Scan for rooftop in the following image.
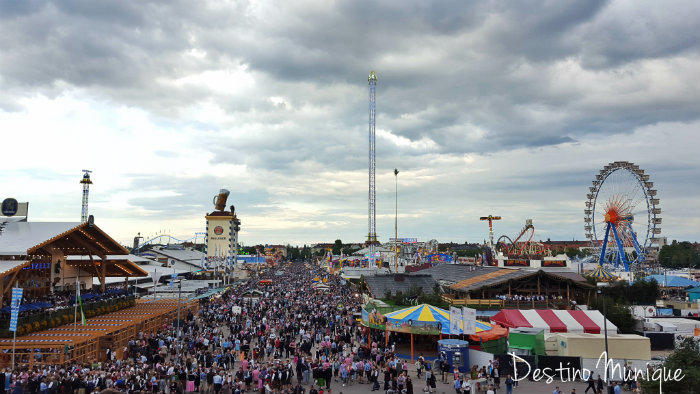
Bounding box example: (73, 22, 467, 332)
(364, 274, 436, 297)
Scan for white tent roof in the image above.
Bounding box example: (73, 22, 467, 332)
(0, 260, 29, 275)
(0, 222, 80, 255)
(67, 254, 154, 263)
(353, 246, 392, 256)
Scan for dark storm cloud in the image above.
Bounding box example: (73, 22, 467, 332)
(123, 174, 271, 217)
(1, 0, 698, 198)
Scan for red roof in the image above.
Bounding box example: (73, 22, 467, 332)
(491, 309, 617, 334)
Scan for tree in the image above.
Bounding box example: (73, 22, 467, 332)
(456, 249, 481, 258)
(286, 245, 302, 260)
(332, 239, 343, 255)
(586, 278, 659, 305)
(640, 337, 700, 394)
(565, 247, 581, 259)
(659, 241, 700, 269)
(588, 296, 636, 334)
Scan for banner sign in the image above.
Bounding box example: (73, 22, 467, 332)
(386, 319, 442, 335)
(450, 306, 462, 335)
(390, 238, 418, 244)
(462, 307, 476, 335)
(9, 288, 23, 332)
(362, 308, 387, 330)
(505, 259, 530, 267)
(426, 254, 453, 264)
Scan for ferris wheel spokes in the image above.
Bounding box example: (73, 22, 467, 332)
(599, 219, 645, 271)
(627, 222, 644, 262)
(610, 222, 631, 271)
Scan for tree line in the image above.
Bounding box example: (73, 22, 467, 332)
(659, 240, 700, 269)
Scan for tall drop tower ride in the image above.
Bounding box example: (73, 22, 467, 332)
(80, 170, 93, 222)
(367, 71, 378, 266)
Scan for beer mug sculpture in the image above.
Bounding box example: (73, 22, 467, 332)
(213, 189, 230, 211)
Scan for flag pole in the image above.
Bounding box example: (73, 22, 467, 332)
(11, 282, 19, 370)
(74, 278, 78, 332)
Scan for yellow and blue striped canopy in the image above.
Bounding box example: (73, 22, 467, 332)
(384, 304, 493, 334)
(589, 265, 615, 281)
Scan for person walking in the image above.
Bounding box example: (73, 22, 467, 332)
(504, 374, 513, 394)
(584, 374, 597, 394)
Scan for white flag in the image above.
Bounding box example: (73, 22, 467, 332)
(462, 307, 476, 335)
(450, 307, 462, 335)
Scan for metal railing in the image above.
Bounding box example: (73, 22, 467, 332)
(442, 295, 571, 309)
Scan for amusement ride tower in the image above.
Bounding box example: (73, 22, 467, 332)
(80, 170, 92, 222)
(367, 71, 378, 267)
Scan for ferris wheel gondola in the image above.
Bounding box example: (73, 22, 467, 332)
(584, 161, 661, 271)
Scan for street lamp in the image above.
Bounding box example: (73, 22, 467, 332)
(394, 168, 399, 273)
(597, 282, 611, 389)
(176, 279, 182, 359)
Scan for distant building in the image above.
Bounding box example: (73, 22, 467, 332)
(265, 245, 288, 257)
(144, 244, 206, 271)
(311, 243, 335, 255)
(542, 240, 590, 253)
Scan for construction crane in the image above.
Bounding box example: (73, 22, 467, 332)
(367, 70, 379, 267)
(480, 215, 501, 251)
(80, 170, 93, 222)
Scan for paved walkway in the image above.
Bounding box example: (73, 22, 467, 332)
(301, 358, 602, 394)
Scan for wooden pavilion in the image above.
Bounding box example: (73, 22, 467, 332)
(443, 269, 594, 308)
(0, 219, 149, 306)
(0, 298, 198, 368)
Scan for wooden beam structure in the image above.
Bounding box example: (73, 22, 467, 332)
(100, 254, 107, 292)
(0, 299, 198, 368)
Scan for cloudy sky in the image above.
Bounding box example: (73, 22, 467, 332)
(1, 0, 698, 247)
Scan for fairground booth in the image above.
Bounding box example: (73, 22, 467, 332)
(362, 303, 507, 362)
(491, 309, 618, 334)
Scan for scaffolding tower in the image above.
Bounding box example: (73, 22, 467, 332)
(367, 71, 378, 266)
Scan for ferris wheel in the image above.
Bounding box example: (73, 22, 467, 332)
(584, 161, 661, 271)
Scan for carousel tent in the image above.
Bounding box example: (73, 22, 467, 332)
(588, 265, 615, 281)
(384, 304, 507, 340)
(381, 304, 508, 361)
(491, 309, 617, 334)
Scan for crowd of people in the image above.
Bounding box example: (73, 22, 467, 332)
(1, 285, 129, 317)
(0, 260, 635, 394)
(0, 261, 444, 394)
(493, 294, 564, 302)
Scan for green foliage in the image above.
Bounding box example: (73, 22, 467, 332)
(586, 279, 660, 334)
(357, 276, 368, 293)
(455, 249, 481, 258)
(640, 337, 700, 394)
(314, 249, 327, 257)
(332, 239, 343, 255)
(659, 241, 700, 269)
(285, 244, 310, 260)
(608, 280, 660, 305)
(588, 296, 636, 334)
(565, 247, 593, 258)
(586, 277, 660, 305)
(382, 285, 445, 307)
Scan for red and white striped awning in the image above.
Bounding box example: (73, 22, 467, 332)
(491, 309, 617, 334)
